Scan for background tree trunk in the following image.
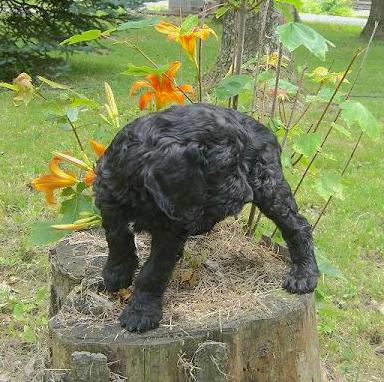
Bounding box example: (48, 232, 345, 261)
(361, 0, 384, 39)
(206, 3, 281, 85)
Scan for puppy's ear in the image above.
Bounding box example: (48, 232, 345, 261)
(144, 143, 207, 221)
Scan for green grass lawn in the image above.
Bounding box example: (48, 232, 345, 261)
(0, 21, 383, 380)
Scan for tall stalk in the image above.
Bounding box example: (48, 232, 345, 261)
(232, 0, 247, 110)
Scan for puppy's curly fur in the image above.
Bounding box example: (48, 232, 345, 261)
(94, 103, 320, 332)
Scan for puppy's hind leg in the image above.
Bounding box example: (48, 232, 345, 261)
(100, 207, 138, 292)
(120, 230, 186, 332)
(253, 162, 320, 294)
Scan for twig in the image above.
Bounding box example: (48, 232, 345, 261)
(198, 1, 208, 102)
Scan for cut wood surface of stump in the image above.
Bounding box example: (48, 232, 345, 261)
(48, 221, 322, 382)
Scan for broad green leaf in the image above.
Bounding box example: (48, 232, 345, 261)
(330, 122, 352, 139)
(22, 325, 37, 343)
(341, 100, 381, 140)
(117, 17, 161, 31)
(215, 4, 231, 19)
(70, 97, 99, 109)
(215, 75, 253, 99)
(315, 173, 344, 201)
(61, 30, 102, 45)
(276, 22, 335, 60)
(121, 63, 170, 77)
(305, 87, 344, 104)
(268, 79, 298, 94)
(257, 71, 274, 83)
(180, 15, 199, 35)
(281, 148, 293, 169)
(0, 82, 18, 91)
(315, 248, 344, 279)
(66, 107, 79, 122)
(37, 76, 70, 90)
(27, 222, 66, 247)
(292, 132, 322, 157)
(60, 193, 94, 224)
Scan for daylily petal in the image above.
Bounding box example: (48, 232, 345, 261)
(84, 169, 96, 186)
(155, 21, 180, 40)
(178, 84, 195, 95)
(194, 25, 217, 40)
(139, 91, 155, 110)
(179, 36, 196, 60)
(90, 140, 107, 157)
(165, 61, 182, 79)
(48, 157, 76, 181)
(129, 80, 152, 95)
(147, 74, 161, 91)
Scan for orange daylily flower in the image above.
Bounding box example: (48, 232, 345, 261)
(32, 156, 77, 204)
(155, 21, 216, 65)
(83, 140, 107, 186)
(130, 61, 194, 110)
(90, 140, 107, 158)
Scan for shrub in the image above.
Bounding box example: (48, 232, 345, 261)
(302, 0, 354, 16)
(0, 0, 144, 80)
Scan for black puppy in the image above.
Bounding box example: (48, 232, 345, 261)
(94, 103, 320, 332)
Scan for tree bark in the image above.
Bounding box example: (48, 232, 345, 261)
(361, 0, 384, 39)
(206, 3, 281, 85)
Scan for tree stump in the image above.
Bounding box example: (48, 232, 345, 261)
(48, 228, 322, 382)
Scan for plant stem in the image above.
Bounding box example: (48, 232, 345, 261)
(270, 42, 283, 119)
(198, 1, 208, 103)
(232, 0, 247, 110)
(67, 117, 84, 152)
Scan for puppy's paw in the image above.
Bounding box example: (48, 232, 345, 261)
(282, 265, 319, 294)
(119, 295, 162, 333)
(102, 258, 137, 293)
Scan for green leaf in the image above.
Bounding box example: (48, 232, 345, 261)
(117, 17, 161, 31)
(34, 287, 48, 305)
(292, 132, 322, 157)
(0, 82, 18, 91)
(257, 71, 274, 83)
(275, 0, 303, 9)
(305, 87, 344, 104)
(22, 325, 37, 343)
(60, 30, 102, 45)
(315, 248, 344, 279)
(121, 63, 169, 77)
(315, 173, 344, 201)
(215, 75, 253, 99)
(66, 107, 79, 122)
(13, 304, 24, 321)
(276, 22, 335, 60)
(330, 122, 352, 139)
(215, 4, 231, 19)
(37, 76, 70, 90)
(27, 221, 66, 247)
(268, 79, 298, 94)
(70, 97, 98, 109)
(60, 193, 94, 224)
(340, 100, 381, 140)
(180, 15, 199, 35)
(281, 148, 293, 169)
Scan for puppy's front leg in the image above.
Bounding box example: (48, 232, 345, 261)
(120, 231, 186, 332)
